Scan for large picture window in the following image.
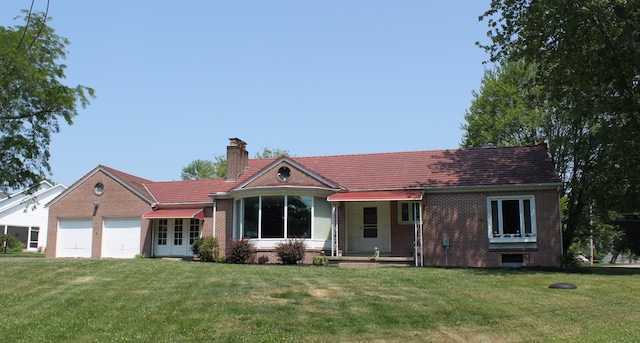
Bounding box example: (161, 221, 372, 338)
(488, 196, 536, 240)
(241, 195, 312, 239)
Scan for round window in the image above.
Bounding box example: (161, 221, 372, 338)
(94, 183, 104, 196)
(277, 166, 291, 182)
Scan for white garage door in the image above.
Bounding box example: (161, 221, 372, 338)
(57, 218, 93, 258)
(102, 218, 141, 258)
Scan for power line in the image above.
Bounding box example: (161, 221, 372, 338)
(28, 0, 50, 50)
(16, 0, 36, 49)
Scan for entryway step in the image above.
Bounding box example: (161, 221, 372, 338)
(327, 256, 414, 268)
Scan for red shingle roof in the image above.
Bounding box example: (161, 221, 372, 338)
(97, 144, 559, 205)
(144, 178, 227, 204)
(99, 165, 154, 200)
(293, 144, 559, 190)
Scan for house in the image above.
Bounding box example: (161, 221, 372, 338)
(0, 181, 67, 252)
(46, 138, 563, 267)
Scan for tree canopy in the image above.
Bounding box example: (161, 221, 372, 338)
(181, 147, 292, 180)
(0, 10, 94, 192)
(468, 0, 640, 254)
(181, 157, 226, 180)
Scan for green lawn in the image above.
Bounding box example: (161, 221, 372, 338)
(0, 251, 45, 258)
(1, 259, 638, 342)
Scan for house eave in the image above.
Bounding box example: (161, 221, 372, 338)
(215, 185, 339, 199)
(153, 201, 212, 208)
(422, 183, 562, 194)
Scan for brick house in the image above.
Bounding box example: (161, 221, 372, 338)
(46, 138, 563, 267)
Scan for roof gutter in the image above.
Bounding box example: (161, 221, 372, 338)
(421, 183, 563, 194)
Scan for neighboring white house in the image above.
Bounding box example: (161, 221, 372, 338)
(0, 181, 66, 252)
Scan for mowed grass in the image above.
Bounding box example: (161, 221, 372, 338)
(1, 259, 639, 342)
(0, 251, 45, 258)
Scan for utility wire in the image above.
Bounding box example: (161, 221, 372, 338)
(16, 0, 36, 49)
(28, 0, 50, 50)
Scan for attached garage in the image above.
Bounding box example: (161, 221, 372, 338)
(102, 218, 141, 258)
(56, 218, 93, 258)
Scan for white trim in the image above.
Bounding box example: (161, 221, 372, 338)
(487, 195, 537, 242)
(424, 183, 561, 194)
(234, 158, 341, 191)
(239, 195, 315, 240)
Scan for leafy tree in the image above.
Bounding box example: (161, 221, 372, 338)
(472, 0, 640, 253)
(0, 10, 94, 192)
(181, 147, 291, 180)
(181, 156, 225, 180)
(461, 60, 548, 148)
(254, 147, 291, 159)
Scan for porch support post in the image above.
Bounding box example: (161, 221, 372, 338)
(414, 201, 424, 267)
(331, 203, 339, 257)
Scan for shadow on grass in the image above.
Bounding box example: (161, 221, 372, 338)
(465, 265, 640, 276)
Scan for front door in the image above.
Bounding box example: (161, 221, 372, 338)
(346, 202, 390, 254)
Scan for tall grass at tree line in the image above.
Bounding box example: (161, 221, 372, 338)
(0, 259, 638, 342)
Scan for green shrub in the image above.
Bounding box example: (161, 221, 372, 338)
(191, 237, 203, 256)
(215, 256, 227, 263)
(275, 239, 306, 265)
(0, 234, 24, 252)
(191, 236, 219, 262)
(134, 253, 146, 259)
(227, 239, 256, 264)
(313, 255, 328, 266)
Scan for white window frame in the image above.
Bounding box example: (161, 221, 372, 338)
(239, 195, 314, 240)
(29, 226, 39, 249)
(398, 201, 421, 224)
(189, 218, 201, 245)
(487, 195, 537, 243)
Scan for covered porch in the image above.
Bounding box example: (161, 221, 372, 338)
(327, 189, 425, 267)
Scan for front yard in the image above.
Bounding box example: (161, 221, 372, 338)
(1, 259, 638, 342)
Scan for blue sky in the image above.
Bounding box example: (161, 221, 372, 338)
(2, 1, 492, 186)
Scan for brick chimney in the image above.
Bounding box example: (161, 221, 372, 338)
(226, 138, 248, 181)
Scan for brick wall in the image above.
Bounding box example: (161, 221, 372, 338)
(422, 190, 561, 268)
(214, 198, 234, 255)
(389, 201, 418, 256)
(46, 171, 152, 258)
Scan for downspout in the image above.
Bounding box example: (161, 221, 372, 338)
(212, 197, 217, 238)
(150, 220, 155, 258)
(558, 187, 564, 256)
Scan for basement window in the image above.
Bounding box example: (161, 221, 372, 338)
(502, 254, 524, 267)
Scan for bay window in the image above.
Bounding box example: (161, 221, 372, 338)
(240, 195, 312, 239)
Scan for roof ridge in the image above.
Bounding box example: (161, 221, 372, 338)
(267, 144, 546, 160)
